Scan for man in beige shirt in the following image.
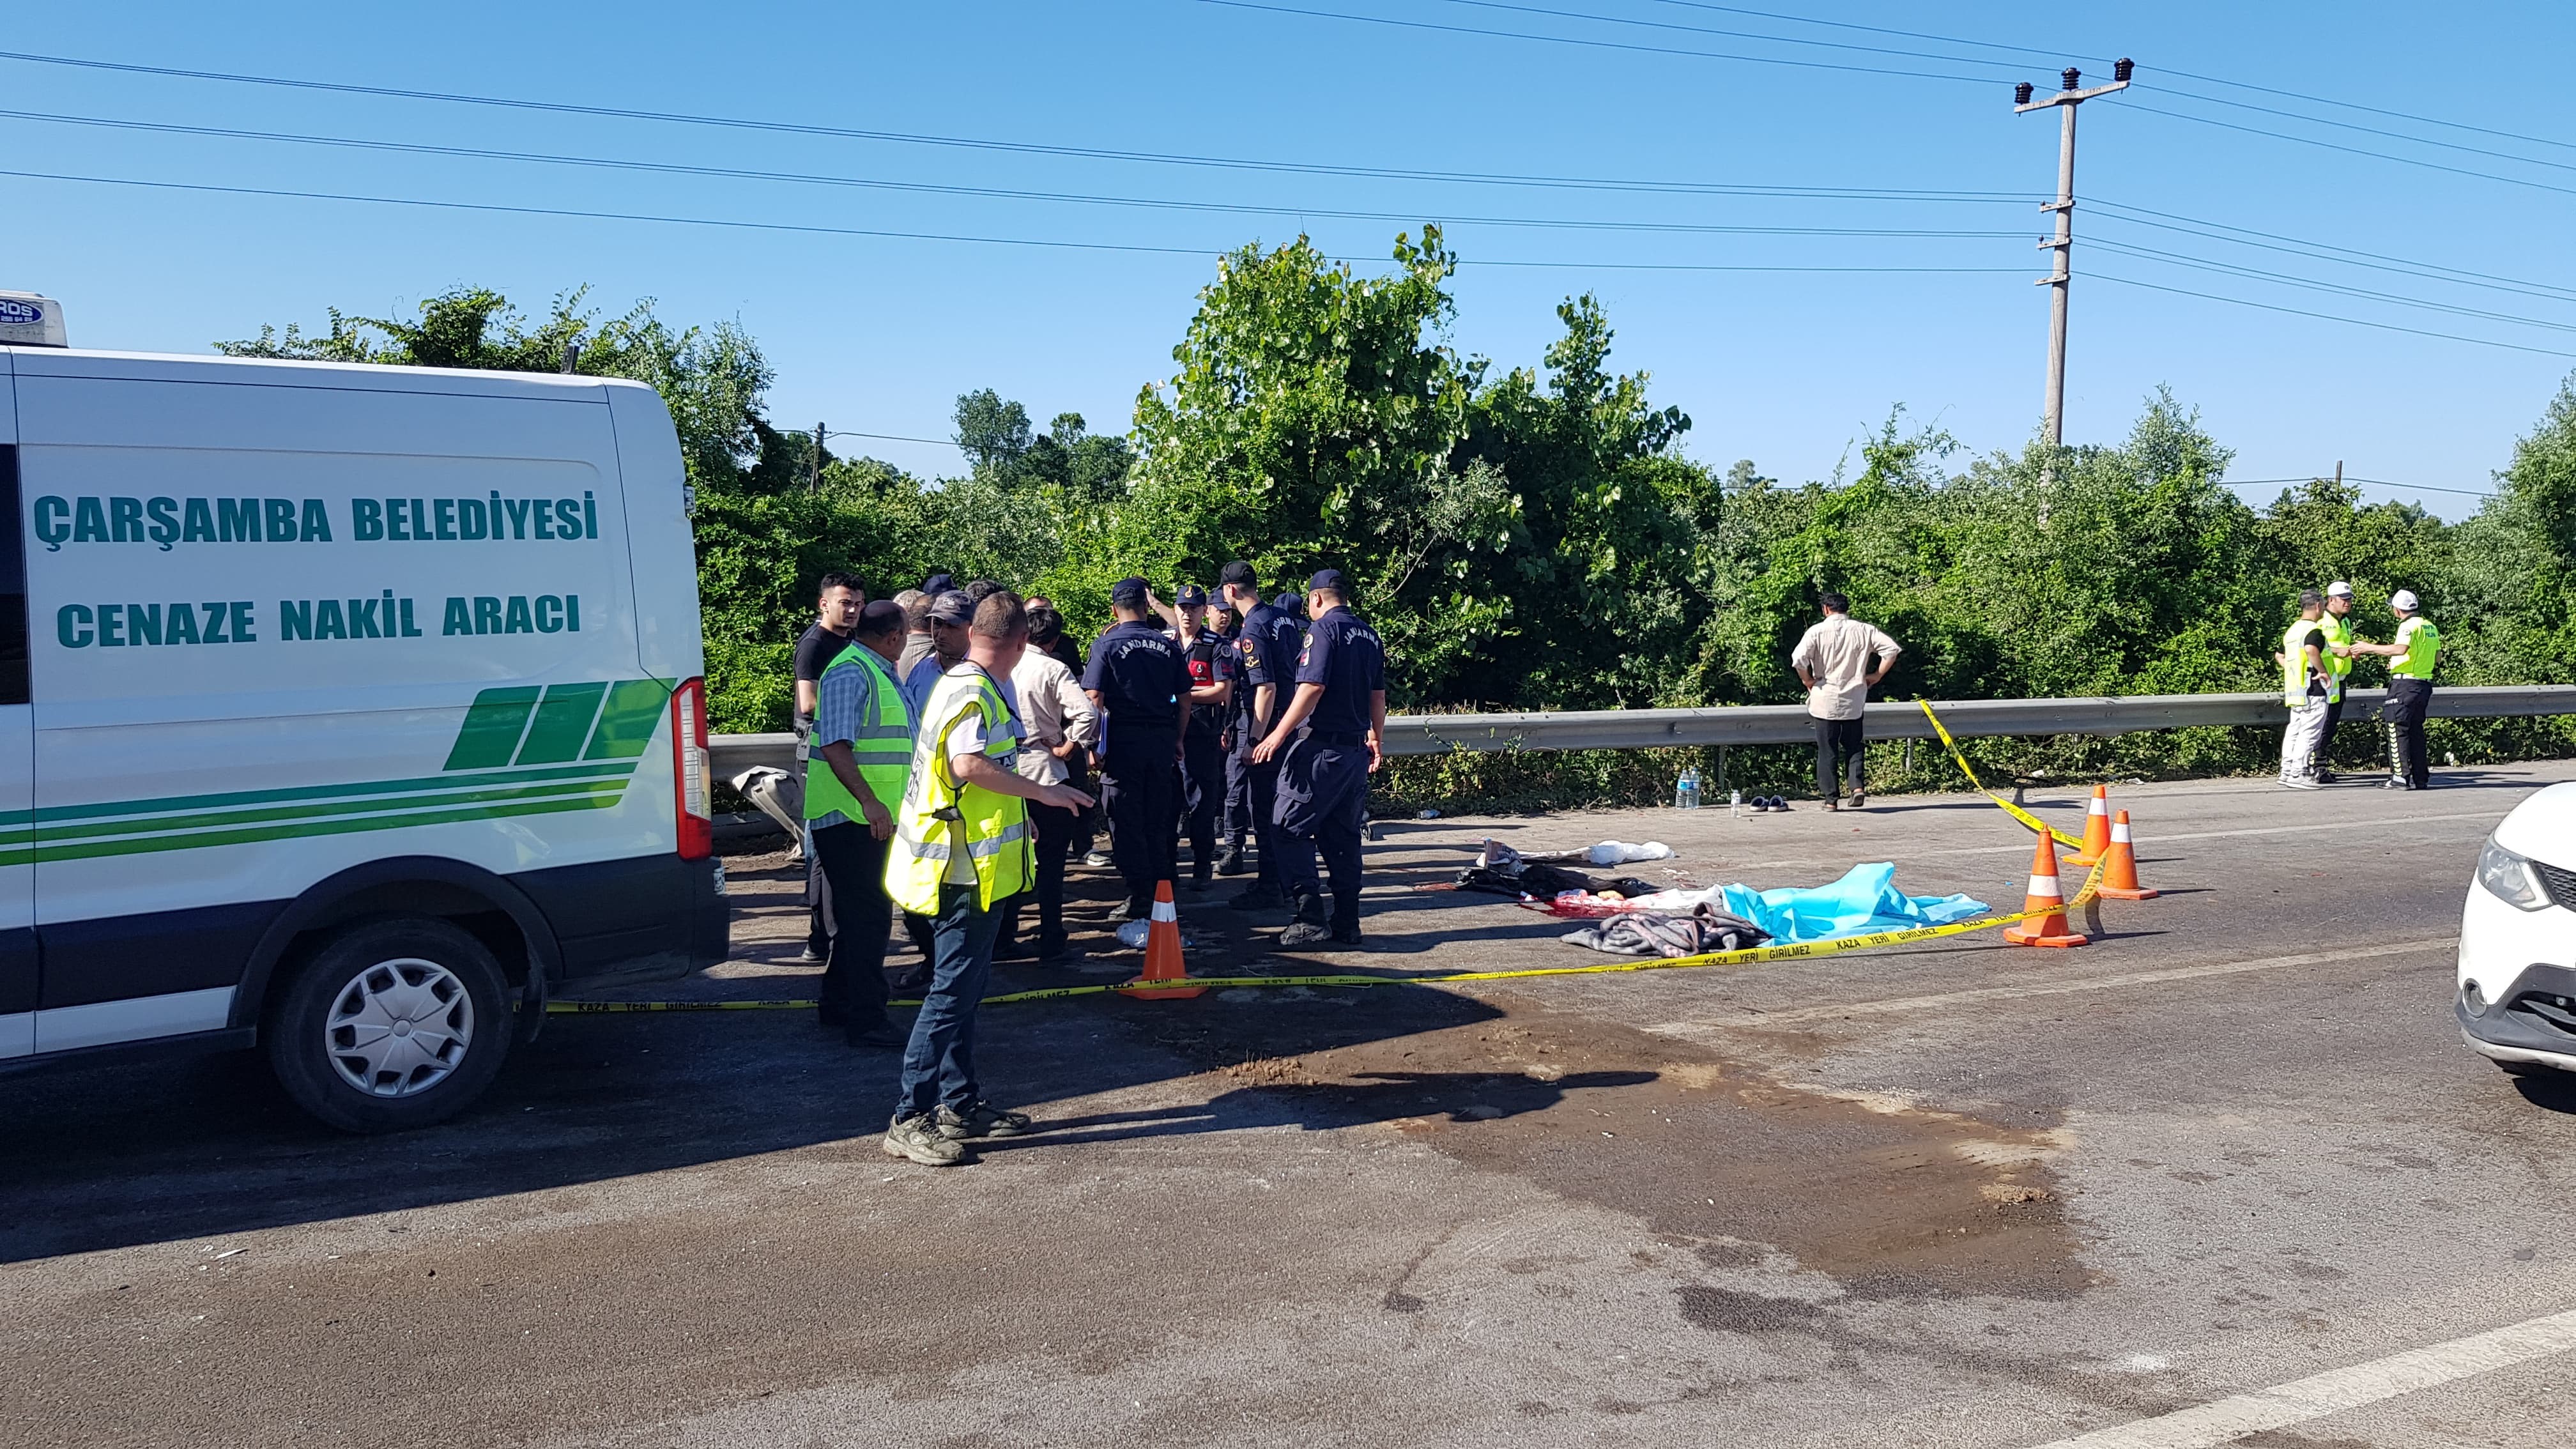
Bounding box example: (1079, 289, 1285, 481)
(1000, 601, 1101, 963)
(1790, 593, 1900, 811)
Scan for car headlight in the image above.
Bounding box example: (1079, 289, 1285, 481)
(2478, 834, 2552, 912)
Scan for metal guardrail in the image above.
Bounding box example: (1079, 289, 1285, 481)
(710, 684, 2576, 775)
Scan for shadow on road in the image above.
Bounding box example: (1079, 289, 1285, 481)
(0, 956, 1513, 1264)
(979, 1069, 1658, 1151)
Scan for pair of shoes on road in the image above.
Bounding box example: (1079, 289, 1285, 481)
(1745, 795, 1791, 813)
(882, 1101, 1034, 1167)
(2280, 774, 2324, 790)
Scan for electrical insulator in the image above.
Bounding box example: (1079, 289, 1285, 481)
(2062, 67, 2082, 91)
(2114, 57, 2135, 82)
(2014, 80, 2035, 105)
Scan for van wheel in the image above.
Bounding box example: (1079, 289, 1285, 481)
(266, 919, 514, 1133)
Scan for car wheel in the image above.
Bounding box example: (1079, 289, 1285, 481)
(265, 918, 514, 1133)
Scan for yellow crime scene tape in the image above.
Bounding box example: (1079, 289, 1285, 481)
(551, 701, 2106, 1016)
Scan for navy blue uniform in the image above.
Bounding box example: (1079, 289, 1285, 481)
(1274, 606, 1384, 934)
(1084, 620, 1188, 907)
(1231, 601, 1305, 896)
(1177, 631, 1237, 882)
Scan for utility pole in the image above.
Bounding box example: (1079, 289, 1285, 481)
(2014, 58, 2131, 453)
(811, 422, 825, 493)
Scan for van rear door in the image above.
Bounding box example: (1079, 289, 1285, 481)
(1, 355, 34, 1058)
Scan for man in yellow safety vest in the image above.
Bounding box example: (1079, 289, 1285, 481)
(804, 599, 914, 1048)
(2315, 581, 2357, 782)
(2272, 589, 2334, 790)
(881, 591, 1095, 1167)
(2340, 588, 2442, 790)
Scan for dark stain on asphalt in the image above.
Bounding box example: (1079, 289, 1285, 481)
(1142, 997, 2091, 1303)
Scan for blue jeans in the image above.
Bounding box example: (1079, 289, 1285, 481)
(894, 882, 1001, 1121)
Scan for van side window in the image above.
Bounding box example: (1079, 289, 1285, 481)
(0, 445, 25, 705)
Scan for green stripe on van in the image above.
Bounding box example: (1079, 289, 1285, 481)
(516, 682, 610, 765)
(0, 788, 629, 867)
(443, 687, 542, 770)
(584, 679, 671, 760)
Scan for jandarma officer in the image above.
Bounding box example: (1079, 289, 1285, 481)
(1218, 562, 1302, 910)
(1249, 569, 1386, 948)
(1172, 584, 1238, 891)
(1083, 576, 1189, 920)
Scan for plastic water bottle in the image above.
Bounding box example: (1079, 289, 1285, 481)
(1729, 788, 1743, 817)
(1675, 766, 1701, 810)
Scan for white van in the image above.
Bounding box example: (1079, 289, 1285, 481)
(2, 303, 727, 1131)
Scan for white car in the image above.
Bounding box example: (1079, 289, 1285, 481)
(2458, 782, 2576, 1077)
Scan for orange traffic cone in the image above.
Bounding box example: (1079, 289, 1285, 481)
(2094, 809, 2160, 901)
(2066, 785, 2113, 866)
(2002, 831, 2089, 947)
(1124, 880, 1206, 999)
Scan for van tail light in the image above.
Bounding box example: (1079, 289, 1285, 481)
(671, 677, 713, 861)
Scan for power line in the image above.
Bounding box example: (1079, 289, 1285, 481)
(2225, 476, 2490, 499)
(1192, 0, 2002, 83)
(0, 166, 2034, 275)
(2083, 237, 2576, 337)
(0, 49, 2025, 203)
(2085, 200, 2576, 306)
(1629, 0, 2576, 159)
(824, 429, 963, 449)
(1417, 0, 2023, 76)
(2087, 272, 2576, 360)
(0, 108, 2032, 241)
(2136, 82, 2576, 176)
(2124, 102, 2576, 200)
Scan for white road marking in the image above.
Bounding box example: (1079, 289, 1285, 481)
(1649, 938, 2450, 1033)
(2027, 1307, 2576, 1448)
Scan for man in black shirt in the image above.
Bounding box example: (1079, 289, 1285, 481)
(1250, 570, 1386, 947)
(1083, 576, 1189, 919)
(793, 571, 866, 961)
(1173, 585, 1238, 891)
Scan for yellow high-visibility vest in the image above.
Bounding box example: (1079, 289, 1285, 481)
(804, 644, 912, 824)
(884, 666, 1032, 914)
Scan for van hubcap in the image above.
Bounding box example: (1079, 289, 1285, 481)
(326, 958, 474, 1098)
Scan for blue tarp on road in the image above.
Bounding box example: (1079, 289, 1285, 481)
(1719, 863, 1988, 944)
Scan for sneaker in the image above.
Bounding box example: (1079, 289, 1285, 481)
(1121, 895, 1154, 923)
(934, 1100, 1034, 1140)
(799, 943, 828, 963)
(1217, 847, 1249, 876)
(883, 1113, 967, 1166)
(1279, 920, 1332, 948)
(1082, 850, 1114, 869)
(2316, 771, 2338, 785)
(2281, 776, 2322, 790)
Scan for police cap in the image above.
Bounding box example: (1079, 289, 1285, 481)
(1176, 584, 1208, 608)
(925, 590, 975, 627)
(1307, 568, 1349, 594)
(1110, 576, 1151, 609)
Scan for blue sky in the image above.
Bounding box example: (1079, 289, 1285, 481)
(7, 1, 2572, 518)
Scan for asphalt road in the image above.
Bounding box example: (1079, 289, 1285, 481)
(7, 762, 2576, 1448)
